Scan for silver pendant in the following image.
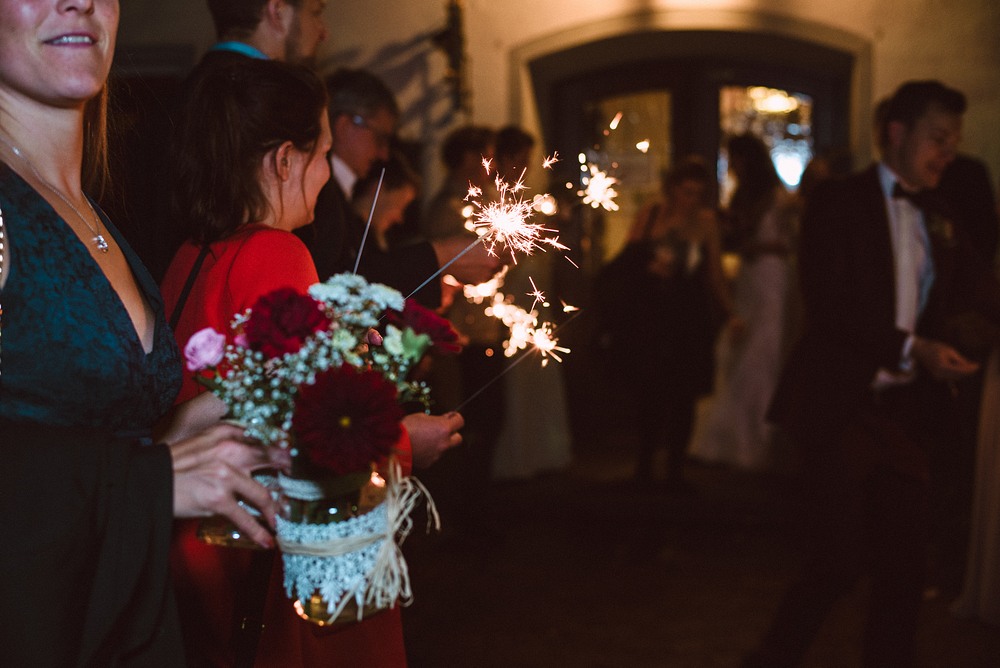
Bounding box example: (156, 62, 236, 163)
(95, 235, 109, 253)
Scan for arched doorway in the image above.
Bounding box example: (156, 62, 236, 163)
(515, 23, 864, 448)
(531, 29, 855, 282)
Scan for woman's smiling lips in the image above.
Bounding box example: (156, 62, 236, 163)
(44, 33, 97, 46)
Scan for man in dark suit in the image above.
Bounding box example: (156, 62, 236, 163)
(745, 81, 1000, 667)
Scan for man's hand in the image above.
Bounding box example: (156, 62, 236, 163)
(403, 411, 464, 469)
(431, 235, 504, 285)
(911, 336, 980, 381)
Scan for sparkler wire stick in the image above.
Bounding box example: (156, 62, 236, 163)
(403, 236, 482, 300)
(352, 166, 386, 275)
(453, 344, 537, 413)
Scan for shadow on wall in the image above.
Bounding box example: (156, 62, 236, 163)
(324, 29, 464, 145)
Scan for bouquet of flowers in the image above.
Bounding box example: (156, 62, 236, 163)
(184, 272, 459, 625)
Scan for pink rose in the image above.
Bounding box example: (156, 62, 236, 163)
(366, 328, 384, 347)
(184, 327, 227, 371)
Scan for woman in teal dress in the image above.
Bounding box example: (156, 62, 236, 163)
(0, 2, 284, 665)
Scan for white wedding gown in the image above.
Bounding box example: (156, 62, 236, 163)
(952, 347, 1000, 626)
(689, 192, 796, 470)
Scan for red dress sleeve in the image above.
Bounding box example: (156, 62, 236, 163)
(165, 227, 409, 666)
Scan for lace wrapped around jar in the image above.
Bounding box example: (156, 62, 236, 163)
(276, 458, 438, 626)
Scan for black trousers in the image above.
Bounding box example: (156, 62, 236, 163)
(748, 398, 932, 667)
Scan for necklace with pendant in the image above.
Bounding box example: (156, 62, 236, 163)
(0, 134, 110, 253)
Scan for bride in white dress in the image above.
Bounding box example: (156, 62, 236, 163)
(690, 134, 798, 470)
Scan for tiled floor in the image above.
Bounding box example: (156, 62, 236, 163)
(401, 441, 1000, 667)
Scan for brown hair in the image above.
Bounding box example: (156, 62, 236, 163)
(875, 80, 967, 152)
(207, 0, 304, 40)
(726, 133, 781, 235)
(171, 58, 327, 243)
(82, 85, 110, 198)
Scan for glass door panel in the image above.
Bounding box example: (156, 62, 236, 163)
(584, 90, 672, 262)
(718, 85, 814, 203)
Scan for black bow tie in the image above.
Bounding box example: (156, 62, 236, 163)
(892, 183, 933, 211)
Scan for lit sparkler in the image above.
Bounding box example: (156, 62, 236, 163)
(487, 295, 568, 364)
(578, 163, 620, 211)
(526, 277, 546, 312)
(464, 159, 567, 263)
(530, 322, 570, 365)
(462, 267, 508, 303)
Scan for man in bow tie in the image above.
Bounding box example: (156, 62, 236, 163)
(744, 80, 1000, 667)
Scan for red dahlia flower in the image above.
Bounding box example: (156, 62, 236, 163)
(387, 299, 462, 355)
(244, 287, 327, 358)
(292, 364, 403, 475)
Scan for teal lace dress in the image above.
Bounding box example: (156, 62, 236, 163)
(0, 163, 184, 666)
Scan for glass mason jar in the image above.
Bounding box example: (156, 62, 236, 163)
(197, 471, 279, 549)
(279, 467, 391, 626)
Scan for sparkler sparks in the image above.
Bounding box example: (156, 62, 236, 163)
(526, 277, 547, 312)
(529, 322, 570, 365)
(464, 159, 567, 263)
(486, 295, 569, 365)
(560, 299, 579, 313)
(578, 163, 620, 211)
(531, 193, 558, 216)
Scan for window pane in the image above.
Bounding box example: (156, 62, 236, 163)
(719, 85, 813, 201)
(585, 91, 672, 261)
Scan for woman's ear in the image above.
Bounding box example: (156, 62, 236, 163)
(273, 141, 294, 181)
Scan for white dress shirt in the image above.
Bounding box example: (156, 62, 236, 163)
(330, 153, 358, 199)
(872, 163, 935, 389)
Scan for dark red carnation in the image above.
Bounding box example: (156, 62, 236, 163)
(292, 364, 403, 475)
(387, 299, 462, 355)
(244, 287, 327, 358)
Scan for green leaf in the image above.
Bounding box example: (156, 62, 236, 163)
(401, 328, 431, 360)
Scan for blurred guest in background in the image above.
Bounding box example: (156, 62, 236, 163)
(350, 150, 421, 253)
(596, 156, 733, 492)
(690, 134, 797, 471)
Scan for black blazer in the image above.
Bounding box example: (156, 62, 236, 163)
(298, 178, 443, 308)
(769, 164, 1000, 440)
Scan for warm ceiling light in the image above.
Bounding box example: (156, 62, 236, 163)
(748, 86, 799, 114)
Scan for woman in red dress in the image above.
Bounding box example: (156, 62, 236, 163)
(160, 57, 413, 667)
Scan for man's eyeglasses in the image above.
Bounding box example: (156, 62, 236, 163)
(350, 114, 392, 149)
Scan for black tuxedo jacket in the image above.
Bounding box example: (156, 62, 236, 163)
(297, 178, 442, 308)
(769, 164, 1000, 442)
